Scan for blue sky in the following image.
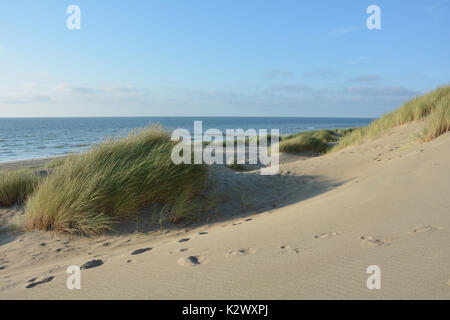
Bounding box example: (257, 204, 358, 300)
(0, 0, 449, 117)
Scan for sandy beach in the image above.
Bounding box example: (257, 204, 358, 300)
(1, 121, 449, 299)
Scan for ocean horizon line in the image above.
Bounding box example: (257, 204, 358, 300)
(0, 115, 376, 120)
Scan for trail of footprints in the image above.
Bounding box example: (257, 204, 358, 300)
(280, 245, 301, 255)
(21, 225, 443, 286)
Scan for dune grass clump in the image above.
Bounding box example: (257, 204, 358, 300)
(0, 169, 40, 206)
(333, 86, 450, 151)
(25, 125, 209, 235)
(278, 129, 352, 154)
(279, 134, 329, 154)
(419, 97, 450, 142)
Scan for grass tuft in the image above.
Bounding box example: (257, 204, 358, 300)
(333, 86, 450, 151)
(279, 134, 329, 154)
(279, 129, 353, 154)
(24, 125, 209, 235)
(0, 169, 40, 206)
(419, 96, 450, 141)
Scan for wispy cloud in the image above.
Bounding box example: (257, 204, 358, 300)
(0, 92, 51, 104)
(0, 83, 422, 117)
(349, 75, 381, 83)
(55, 83, 140, 95)
(266, 84, 314, 94)
(341, 85, 418, 98)
(302, 68, 338, 78)
(264, 69, 293, 79)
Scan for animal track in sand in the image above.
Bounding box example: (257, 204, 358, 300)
(409, 226, 440, 234)
(280, 245, 301, 255)
(360, 236, 390, 248)
(228, 248, 256, 256)
(131, 247, 152, 255)
(25, 276, 55, 289)
(81, 259, 104, 270)
(177, 255, 207, 267)
(314, 232, 340, 239)
(178, 238, 190, 243)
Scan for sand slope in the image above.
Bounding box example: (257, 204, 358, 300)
(1, 123, 449, 299)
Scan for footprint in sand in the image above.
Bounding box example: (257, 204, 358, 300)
(178, 238, 190, 243)
(228, 248, 256, 256)
(131, 247, 152, 255)
(26, 276, 55, 289)
(360, 236, 390, 248)
(409, 226, 441, 234)
(179, 248, 190, 252)
(177, 255, 207, 267)
(81, 259, 104, 270)
(280, 245, 301, 255)
(198, 232, 208, 235)
(314, 232, 340, 239)
(0, 265, 6, 270)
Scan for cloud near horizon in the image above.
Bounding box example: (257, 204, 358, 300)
(0, 82, 423, 118)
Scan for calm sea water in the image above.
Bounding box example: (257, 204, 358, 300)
(0, 117, 374, 163)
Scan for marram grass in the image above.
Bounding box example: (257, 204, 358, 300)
(25, 125, 209, 235)
(419, 96, 450, 142)
(0, 169, 40, 206)
(279, 129, 352, 154)
(333, 85, 450, 151)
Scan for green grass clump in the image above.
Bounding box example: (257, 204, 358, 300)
(420, 96, 450, 141)
(333, 86, 450, 151)
(278, 129, 352, 154)
(25, 125, 209, 235)
(279, 133, 330, 154)
(333, 128, 356, 136)
(0, 169, 40, 206)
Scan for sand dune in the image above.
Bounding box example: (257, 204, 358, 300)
(1, 122, 449, 299)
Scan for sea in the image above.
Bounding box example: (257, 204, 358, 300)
(0, 117, 374, 163)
